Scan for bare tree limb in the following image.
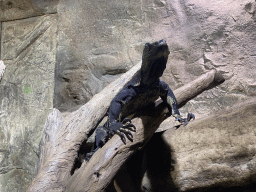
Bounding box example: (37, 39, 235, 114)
(175, 69, 225, 108)
(27, 65, 224, 191)
(27, 63, 141, 192)
(64, 69, 225, 192)
(0, 60, 6, 82)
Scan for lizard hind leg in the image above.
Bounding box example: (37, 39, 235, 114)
(86, 126, 109, 161)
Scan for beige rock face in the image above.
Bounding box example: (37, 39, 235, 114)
(150, 98, 256, 191)
(54, 0, 147, 111)
(138, 98, 256, 192)
(0, 1, 58, 191)
(0, 14, 57, 191)
(0, 0, 59, 21)
(0, 0, 256, 191)
(175, 0, 256, 118)
(54, 0, 256, 118)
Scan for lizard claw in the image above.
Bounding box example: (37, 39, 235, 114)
(109, 118, 136, 143)
(120, 128, 133, 141)
(183, 113, 195, 126)
(122, 118, 136, 132)
(116, 131, 127, 144)
(187, 113, 195, 122)
(122, 123, 136, 132)
(175, 113, 195, 126)
(122, 118, 132, 124)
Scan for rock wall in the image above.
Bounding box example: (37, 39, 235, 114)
(142, 98, 256, 191)
(0, 0, 256, 191)
(0, 1, 58, 191)
(54, 0, 256, 118)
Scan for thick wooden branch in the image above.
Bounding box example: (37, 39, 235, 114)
(175, 69, 225, 108)
(28, 65, 224, 191)
(27, 63, 141, 192)
(0, 60, 6, 82)
(64, 70, 225, 192)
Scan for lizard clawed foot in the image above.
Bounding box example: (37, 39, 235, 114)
(175, 113, 195, 126)
(183, 113, 195, 126)
(109, 118, 136, 144)
(187, 113, 195, 122)
(121, 118, 136, 131)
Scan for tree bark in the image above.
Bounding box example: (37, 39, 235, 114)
(0, 60, 6, 81)
(65, 69, 225, 192)
(27, 67, 224, 192)
(27, 63, 141, 192)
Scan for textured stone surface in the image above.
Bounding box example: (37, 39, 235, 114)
(0, 14, 57, 191)
(54, 0, 256, 117)
(0, 0, 256, 191)
(55, 0, 206, 111)
(173, 0, 256, 119)
(141, 98, 256, 192)
(0, 0, 59, 21)
(169, 98, 256, 191)
(0, 22, 1, 55)
(54, 0, 148, 111)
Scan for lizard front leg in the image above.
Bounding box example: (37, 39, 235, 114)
(87, 88, 136, 161)
(175, 112, 195, 126)
(86, 118, 136, 161)
(107, 88, 137, 143)
(160, 81, 195, 126)
(168, 94, 195, 126)
(108, 118, 136, 144)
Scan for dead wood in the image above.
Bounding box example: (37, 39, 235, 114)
(64, 69, 225, 192)
(27, 64, 224, 191)
(27, 63, 141, 192)
(0, 60, 6, 81)
(174, 69, 225, 108)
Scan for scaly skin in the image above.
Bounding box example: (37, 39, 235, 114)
(86, 40, 195, 160)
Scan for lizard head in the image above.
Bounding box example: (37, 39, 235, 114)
(141, 39, 170, 86)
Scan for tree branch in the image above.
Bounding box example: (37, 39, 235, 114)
(27, 63, 141, 192)
(28, 66, 224, 191)
(0, 60, 6, 82)
(64, 69, 225, 192)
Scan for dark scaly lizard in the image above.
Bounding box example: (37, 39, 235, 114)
(86, 40, 194, 160)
